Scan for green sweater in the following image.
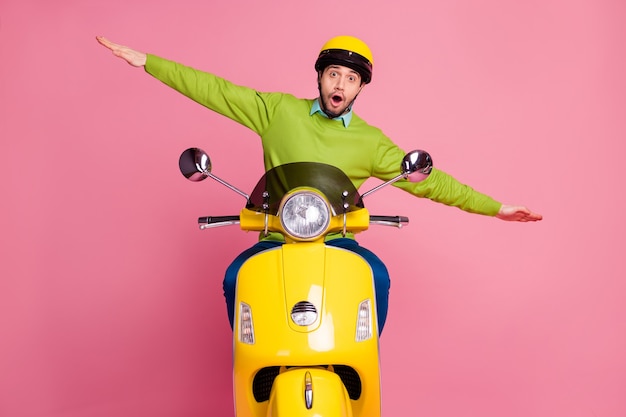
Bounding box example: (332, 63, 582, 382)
(145, 54, 501, 217)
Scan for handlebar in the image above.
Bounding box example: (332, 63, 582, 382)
(197, 215, 408, 230)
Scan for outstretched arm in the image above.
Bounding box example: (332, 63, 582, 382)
(96, 36, 147, 67)
(496, 204, 543, 222)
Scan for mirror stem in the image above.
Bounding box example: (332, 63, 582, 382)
(360, 173, 405, 200)
(205, 171, 250, 200)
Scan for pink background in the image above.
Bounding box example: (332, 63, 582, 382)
(1, 0, 625, 416)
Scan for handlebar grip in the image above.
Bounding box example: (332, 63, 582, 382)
(198, 215, 241, 229)
(369, 215, 409, 227)
(198, 215, 240, 224)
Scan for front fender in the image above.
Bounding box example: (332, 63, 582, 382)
(267, 368, 353, 417)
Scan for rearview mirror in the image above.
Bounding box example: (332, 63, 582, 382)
(360, 149, 433, 200)
(178, 147, 250, 200)
(401, 150, 433, 183)
(179, 147, 212, 182)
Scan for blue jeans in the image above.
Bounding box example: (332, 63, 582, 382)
(223, 238, 390, 334)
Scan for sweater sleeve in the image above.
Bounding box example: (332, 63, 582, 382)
(144, 54, 274, 134)
(394, 168, 502, 216)
(370, 130, 501, 216)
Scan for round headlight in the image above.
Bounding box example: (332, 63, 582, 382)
(280, 191, 331, 240)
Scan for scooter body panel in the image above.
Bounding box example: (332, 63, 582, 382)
(267, 368, 353, 417)
(233, 242, 381, 417)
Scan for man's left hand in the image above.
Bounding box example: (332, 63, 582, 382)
(496, 205, 543, 222)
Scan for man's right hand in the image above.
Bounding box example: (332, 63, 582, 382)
(96, 36, 147, 67)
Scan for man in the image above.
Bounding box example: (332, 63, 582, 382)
(96, 35, 542, 332)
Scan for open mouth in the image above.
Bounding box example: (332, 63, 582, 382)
(330, 94, 343, 106)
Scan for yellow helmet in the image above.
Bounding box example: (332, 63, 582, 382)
(314, 35, 374, 84)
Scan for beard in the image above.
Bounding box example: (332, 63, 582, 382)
(320, 93, 352, 118)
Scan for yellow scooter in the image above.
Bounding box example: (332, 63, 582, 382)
(179, 148, 432, 417)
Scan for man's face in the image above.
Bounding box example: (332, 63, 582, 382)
(318, 65, 365, 116)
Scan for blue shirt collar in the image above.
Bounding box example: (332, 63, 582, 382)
(310, 98, 353, 128)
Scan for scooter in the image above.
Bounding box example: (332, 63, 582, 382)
(179, 148, 433, 417)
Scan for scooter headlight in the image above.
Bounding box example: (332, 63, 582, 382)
(280, 190, 331, 240)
